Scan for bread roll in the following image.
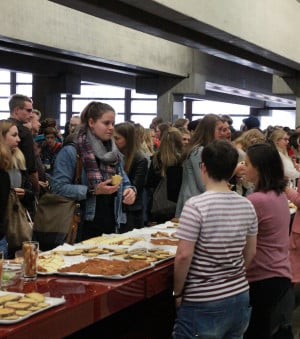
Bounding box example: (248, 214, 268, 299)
(111, 174, 122, 185)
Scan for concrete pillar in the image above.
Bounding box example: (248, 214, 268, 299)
(296, 97, 300, 128)
(33, 73, 81, 121)
(157, 91, 172, 122)
(272, 75, 298, 126)
(173, 95, 184, 121)
(157, 72, 206, 123)
(32, 75, 61, 120)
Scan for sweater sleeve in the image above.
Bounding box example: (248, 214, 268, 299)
(0, 171, 10, 237)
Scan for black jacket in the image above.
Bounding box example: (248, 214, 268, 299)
(123, 152, 148, 211)
(0, 170, 10, 238)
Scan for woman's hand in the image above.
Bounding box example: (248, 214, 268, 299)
(175, 297, 182, 308)
(14, 188, 25, 197)
(39, 180, 49, 188)
(93, 179, 120, 195)
(123, 188, 136, 205)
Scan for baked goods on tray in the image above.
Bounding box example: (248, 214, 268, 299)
(150, 239, 179, 246)
(0, 293, 49, 320)
(38, 254, 65, 272)
(82, 235, 145, 246)
(58, 258, 151, 276)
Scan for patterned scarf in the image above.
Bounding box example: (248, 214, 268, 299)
(77, 127, 119, 190)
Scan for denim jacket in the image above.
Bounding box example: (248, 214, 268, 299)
(51, 144, 134, 229)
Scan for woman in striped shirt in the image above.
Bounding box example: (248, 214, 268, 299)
(173, 140, 257, 339)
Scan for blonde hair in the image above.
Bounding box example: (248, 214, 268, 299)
(143, 128, 155, 156)
(0, 120, 26, 170)
(269, 128, 289, 156)
(0, 133, 12, 171)
(233, 128, 265, 151)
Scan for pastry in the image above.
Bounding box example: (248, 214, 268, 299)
(111, 174, 123, 185)
(25, 292, 45, 303)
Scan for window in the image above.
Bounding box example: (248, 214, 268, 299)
(0, 70, 10, 82)
(1, 68, 295, 130)
(16, 73, 32, 83)
(16, 85, 32, 97)
(131, 100, 157, 114)
(0, 70, 33, 118)
(192, 100, 250, 130)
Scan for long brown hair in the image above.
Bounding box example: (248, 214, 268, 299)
(80, 101, 115, 126)
(114, 122, 137, 173)
(153, 127, 183, 176)
(183, 114, 223, 160)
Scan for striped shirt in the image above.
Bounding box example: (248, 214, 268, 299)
(176, 191, 257, 302)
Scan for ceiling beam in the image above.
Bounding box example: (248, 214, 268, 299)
(50, 0, 297, 77)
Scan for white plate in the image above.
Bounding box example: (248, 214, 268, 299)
(0, 291, 65, 324)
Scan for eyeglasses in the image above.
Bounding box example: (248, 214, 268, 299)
(22, 108, 33, 113)
(279, 137, 289, 141)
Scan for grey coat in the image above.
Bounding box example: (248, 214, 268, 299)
(175, 146, 205, 218)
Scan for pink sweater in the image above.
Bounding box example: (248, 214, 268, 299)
(246, 191, 291, 282)
(286, 182, 300, 233)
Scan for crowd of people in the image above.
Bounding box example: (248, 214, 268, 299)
(1, 94, 300, 337)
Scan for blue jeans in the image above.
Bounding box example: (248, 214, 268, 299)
(0, 237, 8, 259)
(173, 291, 251, 339)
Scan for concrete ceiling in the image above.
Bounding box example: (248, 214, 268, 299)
(48, 0, 298, 109)
(50, 0, 298, 77)
(0, 0, 297, 109)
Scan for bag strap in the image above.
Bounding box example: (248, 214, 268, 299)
(73, 146, 82, 185)
(66, 146, 82, 244)
(66, 203, 81, 245)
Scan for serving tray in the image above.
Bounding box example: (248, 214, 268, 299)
(0, 291, 65, 325)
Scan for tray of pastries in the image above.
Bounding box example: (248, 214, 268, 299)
(57, 257, 153, 279)
(0, 291, 65, 324)
(81, 235, 145, 246)
(37, 222, 178, 278)
(37, 245, 175, 278)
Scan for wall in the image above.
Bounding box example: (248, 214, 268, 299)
(0, 0, 194, 77)
(154, 0, 300, 64)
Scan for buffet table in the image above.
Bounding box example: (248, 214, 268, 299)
(0, 260, 174, 338)
(0, 224, 177, 338)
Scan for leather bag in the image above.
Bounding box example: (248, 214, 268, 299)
(33, 148, 82, 251)
(6, 189, 33, 250)
(33, 193, 81, 251)
(150, 176, 176, 221)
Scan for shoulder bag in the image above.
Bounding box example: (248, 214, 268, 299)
(150, 176, 176, 222)
(6, 189, 33, 251)
(33, 148, 82, 251)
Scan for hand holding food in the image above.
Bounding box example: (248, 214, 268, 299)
(111, 174, 123, 185)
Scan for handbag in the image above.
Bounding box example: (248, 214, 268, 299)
(150, 176, 176, 221)
(33, 148, 82, 251)
(6, 189, 33, 250)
